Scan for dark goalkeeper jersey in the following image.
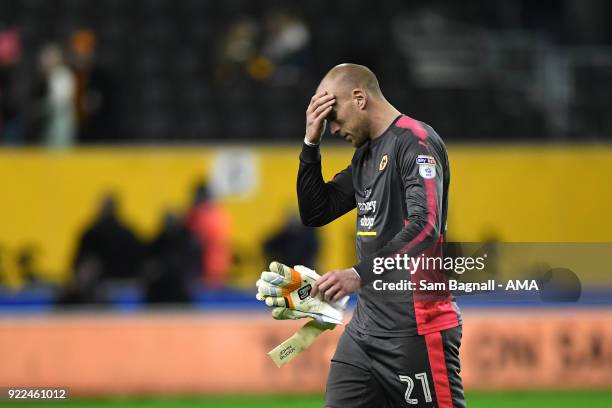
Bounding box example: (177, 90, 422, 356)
(297, 115, 461, 337)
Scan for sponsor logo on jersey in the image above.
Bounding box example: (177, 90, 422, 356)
(379, 154, 388, 171)
(357, 200, 377, 213)
(416, 155, 436, 165)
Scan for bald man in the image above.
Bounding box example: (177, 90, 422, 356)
(297, 64, 465, 408)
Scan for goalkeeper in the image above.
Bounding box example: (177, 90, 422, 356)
(293, 64, 465, 408)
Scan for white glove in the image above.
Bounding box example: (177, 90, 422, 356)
(270, 307, 336, 329)
(256, 261, 348, 325)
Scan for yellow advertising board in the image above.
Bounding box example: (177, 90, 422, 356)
(0, 145, 611, 286)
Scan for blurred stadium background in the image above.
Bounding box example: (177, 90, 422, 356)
(1, 0, 611, 406)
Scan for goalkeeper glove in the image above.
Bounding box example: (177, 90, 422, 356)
(270, 306, 336, 329)
(256, 261, 349, 367)
(256, 261, 348, 325)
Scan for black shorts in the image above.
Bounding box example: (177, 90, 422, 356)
(325, 325, 465, 408)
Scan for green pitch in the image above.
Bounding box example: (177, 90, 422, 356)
(15, 391, 612, 407)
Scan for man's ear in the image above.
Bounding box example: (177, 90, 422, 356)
(352, 88, 367, 110)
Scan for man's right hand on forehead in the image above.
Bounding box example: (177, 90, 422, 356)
(305, 91, 335, 145)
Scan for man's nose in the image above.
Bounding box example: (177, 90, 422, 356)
(329, 122, 340, 135)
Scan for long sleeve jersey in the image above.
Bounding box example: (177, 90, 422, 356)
(297, 115, 461, 336)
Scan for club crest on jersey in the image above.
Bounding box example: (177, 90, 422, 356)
(416, 155, 436, 179)
(379, 154, 388, 171)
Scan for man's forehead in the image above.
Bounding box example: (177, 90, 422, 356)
(316, 76, 340, 95)
(315, 82, 329, 94)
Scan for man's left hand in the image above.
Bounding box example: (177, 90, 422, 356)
(312, 268, 361, 303)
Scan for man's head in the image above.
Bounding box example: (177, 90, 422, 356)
(39, 43, 64, 73)
(98, 193, 118, 221)
(316, 63, 383, 148)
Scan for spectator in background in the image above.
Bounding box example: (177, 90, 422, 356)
(59, 194, 143, 304)
(38, 43, 76, 148)
(185, 181, 232, 288)
(16, 244, 44, 285)
(143, 210, 201, 303)
(215, 18, 273, 84)
(261, 10, 312, 86)
(0, 27, 23, 144)
(263, 212, 319, 269)
(69, 29, 117, 143)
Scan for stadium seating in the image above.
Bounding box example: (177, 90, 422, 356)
(3, 0, 611, 141)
